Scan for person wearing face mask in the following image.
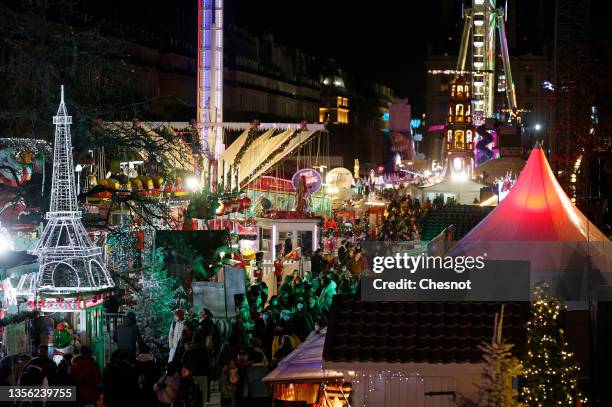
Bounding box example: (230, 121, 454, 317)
(168, 309, 186, 363)
(254, 312, 275, 361)
(267, 296, 281, 321)
(292, 301, 314, 342)
(306, 296, 321, 324)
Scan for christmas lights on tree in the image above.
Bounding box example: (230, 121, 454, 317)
(133, 248, 181, 346)
(521, 282, 584, 406)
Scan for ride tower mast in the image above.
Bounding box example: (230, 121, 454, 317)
(197, 0, 224, 190)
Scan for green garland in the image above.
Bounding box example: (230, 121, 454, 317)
(37, 287, 115, 298)
(242, 129, 302, 185)
(0, 310, 37, 327)
(234, 128, 263, 165)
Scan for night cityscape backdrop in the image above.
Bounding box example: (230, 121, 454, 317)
(0, 1, 611, 406)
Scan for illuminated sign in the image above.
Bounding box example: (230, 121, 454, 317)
(292, 168, 323, 193)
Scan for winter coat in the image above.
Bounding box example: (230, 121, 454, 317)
(113, 314, 143, 354)
(292, 311, 314, 342)
(18, 363, 46, 386)
(133, 353, 159, 407)
(181, 341, 211, 377)
(241, 363, 271, 399)
(22, 356, 56, 385)
(103, 362, 137, 407)
(176, 375, 202, 407)
(69, 354, 101, 404)
(168, 320, 186, 350)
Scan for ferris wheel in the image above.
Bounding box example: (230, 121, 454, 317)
(456, 0, 518, 125)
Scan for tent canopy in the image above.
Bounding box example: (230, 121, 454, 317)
(421, 179, 485, 204)
(450, 145, 610, 273)
(455, 145, 608, 242)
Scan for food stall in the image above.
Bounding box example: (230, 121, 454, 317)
(263, 329, 351, 407)
(255, 215, 320, 261)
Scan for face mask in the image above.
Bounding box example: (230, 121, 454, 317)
(283, 315, 290, 322)
(297, 303, 304, 311)
(262, 314, 269, 321)
(174, 316, 179, 322)
(315, 324, 320, 331)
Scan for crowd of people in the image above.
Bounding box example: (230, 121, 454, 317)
(376, 193, 447, 241)
(2, 191, 455, 407)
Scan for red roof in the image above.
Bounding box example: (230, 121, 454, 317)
(460, 145, 608, 242)
(451, 145, 610, 272)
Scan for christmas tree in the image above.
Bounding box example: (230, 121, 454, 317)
(238, 295, 254, 347)
(521, 282, 584, 406)
(475, 305, 523, 407)
(133, 248, 181, 350)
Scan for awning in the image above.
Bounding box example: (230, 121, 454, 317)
(263, 329, 344, 384)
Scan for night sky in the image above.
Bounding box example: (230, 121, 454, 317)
(225, 0, 446, 111)
(77, 0, 609, 115)
(224, 0, 566, 113)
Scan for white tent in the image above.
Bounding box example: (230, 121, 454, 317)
(421, 179, 486, 204)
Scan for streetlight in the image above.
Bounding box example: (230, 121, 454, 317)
(534, 123, 542, 131)
(185, 176, 200, 192)
(75, 164, 83, 195)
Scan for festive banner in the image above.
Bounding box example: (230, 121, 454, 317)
(248, 176, 294, 193)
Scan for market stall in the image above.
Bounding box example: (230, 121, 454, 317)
(255, 215, 320, 261)
(264, 329, 350, 407)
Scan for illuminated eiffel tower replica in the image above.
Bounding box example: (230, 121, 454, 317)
(30, 86, 114, 297)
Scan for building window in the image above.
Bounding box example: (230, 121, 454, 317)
(447, 130, 452, 142)
(337, 96, 343, 107)
(456, 104, 464, 122)
(343, 97, 348, 107)
(454, 130, 465, 150)
(466, 130, 473, 143)
(457, 85, 464, 95)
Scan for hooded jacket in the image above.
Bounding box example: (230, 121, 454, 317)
(113, 313, 143, 354)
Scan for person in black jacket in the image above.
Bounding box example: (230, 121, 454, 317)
(22, 345, 57, 385)
(103, 349, 137, 407)
(133, 344, 159, 407)
(310, 248, 324, 278)
(176, 362, 202, 407)
(181, 333, 210, 405)
(113, 312, 143, 357)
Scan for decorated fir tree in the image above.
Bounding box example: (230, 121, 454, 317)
(475, 305, 523, 407)
(521, 282, 584, 406)
(133, 248, 181, 348)
(238, 295, 255, 347)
